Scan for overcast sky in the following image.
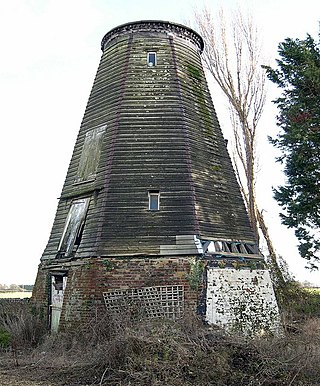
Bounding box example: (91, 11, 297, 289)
(0, 0, 319, 285)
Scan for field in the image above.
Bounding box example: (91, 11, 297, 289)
(0, 292, 32, 299)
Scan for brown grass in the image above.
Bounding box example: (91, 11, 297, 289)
(6, 313, 316, 386)
(0, 301, 46, 350)
(1, 292, 320, 385)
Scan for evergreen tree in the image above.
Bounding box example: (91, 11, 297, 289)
(264, 33, 320, 268)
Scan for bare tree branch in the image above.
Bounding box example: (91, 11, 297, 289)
(194, 6, 281, 275)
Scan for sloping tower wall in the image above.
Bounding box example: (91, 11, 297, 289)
(41, 21, 254, 260)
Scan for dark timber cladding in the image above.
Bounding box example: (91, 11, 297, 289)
(41, 20, 256, 260)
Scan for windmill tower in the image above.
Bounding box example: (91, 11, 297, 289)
(32, 21, 280, 333)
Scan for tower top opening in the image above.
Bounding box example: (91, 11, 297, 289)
(101, 20, 204, 53)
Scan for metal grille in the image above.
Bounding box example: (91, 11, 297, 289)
(103, 285, 184, 319)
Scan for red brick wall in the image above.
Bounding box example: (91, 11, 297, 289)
(33, 256, 199, 331)
(31, 267, 50, 322)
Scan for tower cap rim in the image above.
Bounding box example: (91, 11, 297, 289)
(101, 20, 204, 52)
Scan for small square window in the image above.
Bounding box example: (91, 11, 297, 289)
(147, 52, 156, 67)
(148, 191, 160, 210)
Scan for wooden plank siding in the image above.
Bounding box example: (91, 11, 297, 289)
(41, 21, 255, 261)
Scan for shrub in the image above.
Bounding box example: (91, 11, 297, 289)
(0, 327, 11, 348)
(0, 300, 46, 349)
(277, 281, 320, 329)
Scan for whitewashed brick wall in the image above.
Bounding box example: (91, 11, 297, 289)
(206, 268, 281, 334)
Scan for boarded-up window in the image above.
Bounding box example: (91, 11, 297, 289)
(58, 198, 90, 257)
(76, 125, 105, 183)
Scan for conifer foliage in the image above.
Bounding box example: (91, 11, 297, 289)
(265, 33, 320, 267)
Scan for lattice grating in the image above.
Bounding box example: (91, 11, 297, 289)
(103, 285, 184, 319)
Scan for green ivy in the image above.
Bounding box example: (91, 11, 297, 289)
(102, 259, 114, 271)
(187, 63, 202, 81)
(187, 258, 205, 290)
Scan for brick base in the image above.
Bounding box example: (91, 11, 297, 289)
(32, 256, 199, 331)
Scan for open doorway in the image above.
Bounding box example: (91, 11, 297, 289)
(50, 273, 68, 332)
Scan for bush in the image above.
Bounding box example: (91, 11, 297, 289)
(277, 281, 320, 329)
(0, 327, 11, 348)
(0, 300, 46, 349)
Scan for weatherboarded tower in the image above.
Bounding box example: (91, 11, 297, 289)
(32, 21, 279, 333)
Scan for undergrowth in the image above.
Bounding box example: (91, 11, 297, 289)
(276, 280, 320, 331)
(0, 300, 46, 350)
(1, 286, 320, 385)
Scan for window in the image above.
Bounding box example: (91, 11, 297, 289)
(76, 125, 106, 183)
(148, 190, 160, 210)
(57, 198, 90, 257)
(147, 52, 156, 67)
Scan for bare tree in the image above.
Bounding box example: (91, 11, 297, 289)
(194, 7, 283, 280)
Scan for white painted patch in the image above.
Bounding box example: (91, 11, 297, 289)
(206, 268, 280, 335)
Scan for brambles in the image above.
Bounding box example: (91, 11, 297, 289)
(1, 293, 320, 385)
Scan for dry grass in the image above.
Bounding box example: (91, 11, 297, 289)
(13, 313, 319, 386)
(1, 292, 320, 385)
(0, 300, 46, 351)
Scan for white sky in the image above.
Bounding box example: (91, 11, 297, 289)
(0, 0, 319, 285)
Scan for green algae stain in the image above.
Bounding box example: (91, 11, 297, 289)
(187, 63, 202, 81)
(187, 63, 213, 139)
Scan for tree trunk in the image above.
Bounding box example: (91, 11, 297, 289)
(194, 6, 285, 283)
